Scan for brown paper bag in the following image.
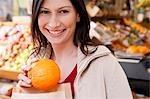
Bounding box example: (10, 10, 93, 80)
(0, 95, 10, 99)
(11, 83, 72, 99)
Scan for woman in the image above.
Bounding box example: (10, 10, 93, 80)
(17, 0, 133, 99)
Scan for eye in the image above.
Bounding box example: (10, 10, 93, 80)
(39, 10, 50, 14)
(59, 10, 69, 14)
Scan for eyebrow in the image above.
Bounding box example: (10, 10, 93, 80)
(40, 6, 73, 10)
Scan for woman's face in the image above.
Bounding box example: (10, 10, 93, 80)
(38, 0, 79, 46)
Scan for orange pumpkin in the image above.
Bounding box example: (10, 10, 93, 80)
(28, 59, 60, 91)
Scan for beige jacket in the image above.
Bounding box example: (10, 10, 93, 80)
(74, 45, 133, 99)
(27, 45, 133, 99)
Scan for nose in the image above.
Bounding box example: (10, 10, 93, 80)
(47, 15, 60, 29)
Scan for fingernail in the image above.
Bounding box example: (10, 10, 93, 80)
(22, 76, 31, 84)
(20, 81, 31, 88)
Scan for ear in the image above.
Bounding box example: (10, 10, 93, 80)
(77, 14, 80, 22)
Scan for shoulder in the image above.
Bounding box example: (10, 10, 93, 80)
(79, 45, 123, 78)
(77, 45, 112, 62)
(90, 45, 120, 68)
(94, 45, 112, 56)
(77, 45, 116, 71)
(77, 45, 123, 79)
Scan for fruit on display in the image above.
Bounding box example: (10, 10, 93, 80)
(28, 59, 60, 91)
(126, 46, 139, 54)
(91, 19, 150, 55)
(85, 0, 150, 59)
(136, 0, 150, 8)
(0, 22, 33, 72)
(123, 18, 150, 34)
(138, 46, 150, 54)
(126, 45, 150, 54)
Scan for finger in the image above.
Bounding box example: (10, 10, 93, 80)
(23, 59, 38, 72)
(18, 74, 31, 84)
(21, 64, 31, 76)
(23, 64, 32, 72)
(18, 80, 32, 88)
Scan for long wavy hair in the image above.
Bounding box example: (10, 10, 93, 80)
(31, 0, 97, 57)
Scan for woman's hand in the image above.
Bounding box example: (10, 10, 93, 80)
(17, 58, 38, 88)
(17, 66, 32, 87)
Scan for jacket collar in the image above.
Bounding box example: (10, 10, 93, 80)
(77, 45, 111, 69)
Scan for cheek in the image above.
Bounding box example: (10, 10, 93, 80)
(62, 15, 77, 29)
(38, 17, 46, 31)
(38, 20, 42, 28)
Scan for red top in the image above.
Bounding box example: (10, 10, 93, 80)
(61, 65, 77, 97)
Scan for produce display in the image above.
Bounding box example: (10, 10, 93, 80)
(28, 59, 60, 91)
(123, 18, 150, 34)
(0, 22, 33, 72)
(126, 45, 150, 54)
(113, 18, 150, 53)
(86, 0, 150, 59)
(90, 18, 150, 59)
(136, 0, 150, 8)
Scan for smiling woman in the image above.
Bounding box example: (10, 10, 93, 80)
(38, 0, 79, 45)
(15, 0, 133, 99)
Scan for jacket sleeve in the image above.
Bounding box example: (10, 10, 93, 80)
(103, 54, 133, 99)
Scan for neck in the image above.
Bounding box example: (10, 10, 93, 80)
(51, 42, 78, 82)
(52, 42, 77, 63)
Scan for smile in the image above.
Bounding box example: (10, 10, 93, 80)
(50, 29, 65, 34)
(46, 29, 66, 37)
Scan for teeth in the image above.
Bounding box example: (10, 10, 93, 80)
(48, 30, 64, 34)
(50, 31, 61, 34)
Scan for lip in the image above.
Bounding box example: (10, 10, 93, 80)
(46, 29, 66, 38)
